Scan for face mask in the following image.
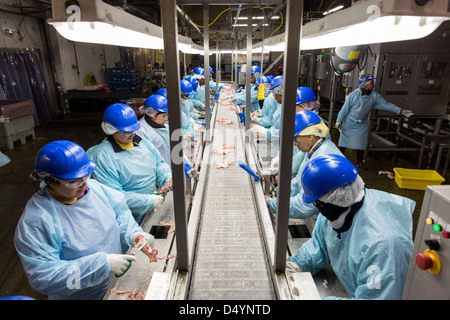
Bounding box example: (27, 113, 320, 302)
(313, 199, 349, 221)
(361, 88, 372, 95)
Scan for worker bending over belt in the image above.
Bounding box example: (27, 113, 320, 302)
(287, 154, 415, 300)
(268, 111, 343, 219)
(14, 140, 153, 299)
(87, 103, 172, 224)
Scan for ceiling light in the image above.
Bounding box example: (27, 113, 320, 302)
(250, 0, 450, 52)
(47, 0, 195, 51)
(323, 5, 344, 16)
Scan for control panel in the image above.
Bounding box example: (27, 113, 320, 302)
(403, 185, 450, 299)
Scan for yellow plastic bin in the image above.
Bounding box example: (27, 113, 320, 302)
(393, 168, 445, 190)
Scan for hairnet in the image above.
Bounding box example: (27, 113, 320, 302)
(298, 121, 329, 138)
(101, 121, 119, 135)
(299, 100, 320, 113)
(193, 74, 204, 80)
(359, 80, 372, 89)
(272, 85, 284, 96)
(140, 106, 159, 117)
(253, 72, 261, 80)
(319, 175, 365, 207)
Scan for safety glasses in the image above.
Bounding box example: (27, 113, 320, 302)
(119, 131, 134, 137)
(54, 174, 91, 189)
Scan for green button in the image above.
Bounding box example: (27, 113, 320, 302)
(433, 224, 442, 232)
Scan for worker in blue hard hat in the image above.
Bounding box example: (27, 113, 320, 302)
(255, 87, 324, 176)
(14, 140, 152, 299)
(286, 154, 415, 300)
(87, 103, 172, 224)
(136, 94, 171, 164)
(267, 110, 343, 219)
(153, 88, 195, 139)
(185, 75, 206, 114)
(231, 65, 262, 112)
(252, 75, 283, 128)
(335, 74, 414, 169)
(191, 68, 206, 105)
(180, 79, 197, 120)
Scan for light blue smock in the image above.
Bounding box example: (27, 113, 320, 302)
(191, 94, 205, 111)
(191, 84, 206, 105)
(181, 97, 199, 120)
(269, 139, 343, 219)
(209, 79, 223, 91)
(287, 189, 415, 300)
(87, 136, 172, 224)
(14, 179, 142, 300)
(234, 84, 260, 112)
(267, 111, 331, 177)
(258, 93, 281, 128)
(336, 89, 401, 150)
(136, 116, 170, 164)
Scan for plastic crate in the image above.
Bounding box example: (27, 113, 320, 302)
(0, 100, 34, 121)
(393, 168, 445, 190)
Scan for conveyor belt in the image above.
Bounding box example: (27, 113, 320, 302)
(188, 94, 276, 300)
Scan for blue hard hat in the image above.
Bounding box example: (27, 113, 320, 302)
(186, 76, 199, 91)
(254, 76, 272, 90)
(155, 88, 167, 98)
(251, 65, 261, 74)
(103, 103, 140, 132)
(180, 79, 195, 95)
(35, 140, 96, 180)
(294, 110, 322, 137)
(269, 75, 283, 90)
(301, 154, 358, 203)
(194, 67, 203, 75)
(296, 87, 316, 105)
(359, 74, 375, 84)
(209, 66, 214, 74)
(144, 94, 168, 113)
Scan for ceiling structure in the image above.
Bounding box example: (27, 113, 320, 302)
(6, 0, 356, 49)
(4, 0, 357, 49)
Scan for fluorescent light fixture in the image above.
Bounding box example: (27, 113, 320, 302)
(49, 21, 164, 49)
(323, 5, 344, 16)
(235, 16, 280, 20)
(234, 24, 269, 27)
(48, 0, 196, 51)
(251, 0, 450, 52)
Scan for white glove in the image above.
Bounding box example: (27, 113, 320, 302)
(150, 194, 165, 210)
(131, 232, 154, 247)
(286, 261, 302, 273)
(250, 124, 268, 138)
(270, 156, 279, 169)
(251, 117, 260, 124)
(335, 121, 342, 131)
(108, 254, 137, 275)
(401, 109, 414, 118)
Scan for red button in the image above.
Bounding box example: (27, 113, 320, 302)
(416, 253, 434, 270)
(443, 231, 450, 239)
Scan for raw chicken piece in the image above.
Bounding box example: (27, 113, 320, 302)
(216, 159, 234, 169)
(216, 118, 233, 125)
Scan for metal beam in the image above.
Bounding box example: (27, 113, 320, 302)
(274, 0, 303, 272)
(204, 4, 211, 142)
(252, 2, 286, 33)
(177, 0, 283, 4)
(160, 0, 189, 271)
(176, 5, 203, 37)
(244, 5, 252, 142)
